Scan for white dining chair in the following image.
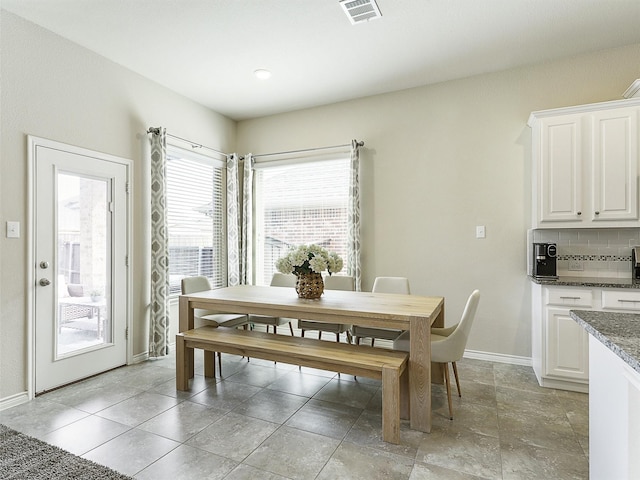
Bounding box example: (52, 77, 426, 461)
(248, 273, 297, 334)
(393, 289, 480, 420)
(351, 276, 411, 346)
(181, 276, 249, 375)
(299, 275, 355, 342)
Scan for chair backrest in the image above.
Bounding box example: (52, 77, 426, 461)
(372, 276, 410, 295)
(181, 276, 211, 295)
(270, 272, 297, 288)
(436, 290, 480, 362)
(324, 275, 355, 291)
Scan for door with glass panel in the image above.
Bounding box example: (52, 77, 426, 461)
(32, 137, 129, 393)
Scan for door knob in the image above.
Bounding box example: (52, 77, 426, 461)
(40, 261, 49, 269)
(39, 278, 51, 286)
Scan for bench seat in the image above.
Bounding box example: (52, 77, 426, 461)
(176, 326, 409, 444)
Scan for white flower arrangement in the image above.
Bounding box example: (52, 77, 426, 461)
(275, 244, 343, 276)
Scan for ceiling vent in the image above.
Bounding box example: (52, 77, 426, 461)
(339, 0, 382, 25)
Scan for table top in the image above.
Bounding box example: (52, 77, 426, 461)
(58, 296, 105, 307)
(181, 285, 444, 329)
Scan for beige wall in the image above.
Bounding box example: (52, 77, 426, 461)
(2, 7, 639, 402)
(237, 43, 640, 359)
(0, 12, 236, 400)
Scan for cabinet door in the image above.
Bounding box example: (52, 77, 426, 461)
(539, 115, 583, 223)
(591, 107, 639, 222)
(545, 308, 589, 380)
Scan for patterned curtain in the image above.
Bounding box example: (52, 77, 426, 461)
(227, 154, 241, 286)
(149, 127, 169, 357)
(347, 140, 362, 291)
(241, 154, 254, 284)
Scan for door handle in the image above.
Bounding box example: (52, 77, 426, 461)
(39, 278, 51, 286)
(40, 261, 49, 269)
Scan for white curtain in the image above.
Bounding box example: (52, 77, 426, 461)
(149, 127, 169, 357)
(241, 154, 254, 284)
(226, 154, 241, 286)
(347, 140, 362, 291)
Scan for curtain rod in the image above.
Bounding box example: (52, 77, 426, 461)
(251, 140, 364, 160)
(147, 127, 231, 159)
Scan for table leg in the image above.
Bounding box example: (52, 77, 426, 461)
(409, 317, 431, 432)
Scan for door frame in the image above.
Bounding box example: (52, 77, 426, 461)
(26, 135, 133, 399)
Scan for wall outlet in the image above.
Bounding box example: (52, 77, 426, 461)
(568, 260, 584, 271)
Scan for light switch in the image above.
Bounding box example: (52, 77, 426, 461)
(475, 225, 486, 239)
(6, 221, 20, 238)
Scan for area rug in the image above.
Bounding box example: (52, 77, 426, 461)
(0, 424, 133, 479)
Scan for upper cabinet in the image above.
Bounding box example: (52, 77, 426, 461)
(529, 99, 640, 228)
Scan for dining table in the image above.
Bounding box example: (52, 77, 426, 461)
(179, 285, 445, 433)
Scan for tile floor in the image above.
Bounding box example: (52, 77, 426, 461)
(0, 349, 589, 479)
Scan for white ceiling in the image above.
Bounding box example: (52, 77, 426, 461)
(3, 0, 640, 120)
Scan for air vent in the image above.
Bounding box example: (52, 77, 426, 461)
(339, 0, 382, 25)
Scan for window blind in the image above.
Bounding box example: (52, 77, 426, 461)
(255, 158, 350, 285)
(166, 148, 225, 294)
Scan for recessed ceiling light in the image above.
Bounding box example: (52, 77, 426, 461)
(254, 69, 272, 80)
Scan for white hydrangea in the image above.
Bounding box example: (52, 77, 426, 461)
(275, 243, 344, 276)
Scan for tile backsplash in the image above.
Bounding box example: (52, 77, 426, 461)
(530, 228, 640, 278)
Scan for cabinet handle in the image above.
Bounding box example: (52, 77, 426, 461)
(595, 211, 600, 215)
(577, 212, 582, 216)
(560, 296, 582, 300)
(617, 299, 638, 303)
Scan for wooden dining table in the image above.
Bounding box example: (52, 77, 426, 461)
(179, 285, 444, 433)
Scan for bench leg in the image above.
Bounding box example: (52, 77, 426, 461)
(382, 365, 401, 444)
(204, 351, 216, 378)
(176, 334, 192, 391)
(400, 367, 410, 420)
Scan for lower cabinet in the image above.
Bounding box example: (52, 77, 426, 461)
(532, 284, 640, 392)
(589, 336, 640, 479)
(544, 308, 589, 382)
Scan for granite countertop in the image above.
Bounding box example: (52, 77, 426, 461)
(530, 275, 640, 289)
(570, 310, 640, 374)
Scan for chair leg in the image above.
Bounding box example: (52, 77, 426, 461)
(443, 363, 453, 420)
(355, 337, 361, 345)
(217, 352, 222, 377)
(301, 329, 305, 338)
(371, 338, 375, 347)
(318, 331, 322, 340)
(289, 323, 294, 336)
(335, 333, 339, 342)
(452, 361, 461, 397)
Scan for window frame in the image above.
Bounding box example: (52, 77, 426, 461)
(165, 144, 228, 297)
(252, 153, 351, 286)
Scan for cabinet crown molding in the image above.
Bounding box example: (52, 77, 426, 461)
(528, 97, 640, 127)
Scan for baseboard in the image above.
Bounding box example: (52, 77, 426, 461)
(0, 391, 30, 412)
(131, 351, 149, 364)
(463, 349, 532, 367)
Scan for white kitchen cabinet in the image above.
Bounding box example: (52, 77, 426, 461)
(589, 336, 640, 479)
(532, 284, 591, 392)
(529, 98, 640, 228)
(531, 284, 640, 392)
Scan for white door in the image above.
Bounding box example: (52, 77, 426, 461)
(539, 114, 583, 224)
(32, 137, 130, 393)
(591, 107, 639, 222)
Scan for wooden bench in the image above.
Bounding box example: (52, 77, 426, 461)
(176, 326, 409, 444)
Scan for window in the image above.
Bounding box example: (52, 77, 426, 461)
(166, 146, 226, 294)
(254, 158, 350, 285)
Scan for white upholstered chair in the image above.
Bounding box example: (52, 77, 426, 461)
(180, 276, 249, 375)
(351, 276, 410, 346)
(393, 289, 480, 420)
(248, 273, 297, 334)
(299, 275, 355, 342)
